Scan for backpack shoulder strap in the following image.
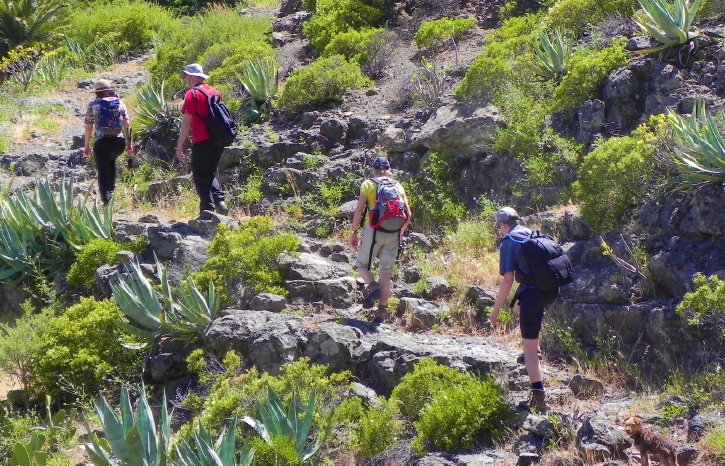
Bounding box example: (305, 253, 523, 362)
(504, 234, 527, 244)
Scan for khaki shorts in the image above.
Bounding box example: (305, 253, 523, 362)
(356, 225, 399, 273)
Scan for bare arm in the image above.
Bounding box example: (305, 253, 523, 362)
(348, 194, 368, 250)
(83, 123, 93, 157)
(175, 113, 193, 160)
(401, 191, 412, 235)
(490, 272, 514, 327)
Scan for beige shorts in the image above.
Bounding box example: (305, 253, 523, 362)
(356, 225, 399, 273)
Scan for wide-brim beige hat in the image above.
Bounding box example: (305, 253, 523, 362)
(91, 78, 114, 93)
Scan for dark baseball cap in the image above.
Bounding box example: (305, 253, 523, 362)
(495, 207, 520, 223)
(372, 157, 391, 170)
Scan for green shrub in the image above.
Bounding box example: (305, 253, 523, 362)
(402, 152, 465, 232)
(0, 413, 38, 460)
(31, 298, 144, 400)
(493, 83, 549, 159)
(700, 0, 725, 18)
(572, 117, 668, 233)
(149, 8, 271, 91)
(277, 55, 372, 111)
(302, 0, 316, 12)
(302, 0, 382, 53)
(67, 237, 146, 288)
(414, 17, 476, 49)
(67, 0, 177, 56)
(702, 425, 725, 458)
(390, 358, 472, 420)
(323, 27, 385, 66)
(194, 217, 299, 301)
(456, 14, 541, 101)
(543, 0, 638, 34)
(352, 398, 403, 459)
(238, 173, 264, 206)
(207, 41, 276, 86)
(251, 435, 302, 466)
(180, 358, 352, 439)
(411, 375, 508, 453)
(550, 41, 628, 111)
(0, 305, 53, 393)
(676, 274, 725, 336)
(155, 0, 237, 15)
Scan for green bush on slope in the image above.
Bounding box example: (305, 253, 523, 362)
(455, 14, 541, 102)
(676, 274, 725, 336)
(572, 116, 671, 233)
(68, 0, 177, 56)
(322, 27, 385, 66)
(67, 237, 146, 289)
(550, 41, 629, 111)
(149, 8, 271, 91)
(194, 217, 299, 301)
(277, 55, 372, 111)
(302, 0, 382, 53)
(543, 0, 639, 35)
(32, 298, 144, 401)
(414, 17, 476, 50)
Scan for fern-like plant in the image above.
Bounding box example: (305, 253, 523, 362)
(634, 0, 705, 51)
(668, 98, 725, 185)
(532, 29, 570, 80)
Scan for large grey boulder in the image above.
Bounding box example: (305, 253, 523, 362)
(315, 277, 357, 308)
(10, 152, 48, 176)
(278, 252, 335, 281)
(679, 184, 725, 238)
(411, 103, 503, 155)
(250, 293, 287, 313)
(576, 418, 631, 461)
(398, 298, 450, 331)
(423, 276, 455, 300)
(377, 126, 411, 152)
(319, 118, 348, 143)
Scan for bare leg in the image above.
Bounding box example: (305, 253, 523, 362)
(358, 266, 374, 285)
(523, 338, 543, 383)
(379, 271, 392, 306)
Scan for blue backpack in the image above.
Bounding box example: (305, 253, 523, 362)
(96, 98, 123, 132)
(507, 230, 573, 291)
(193, 86, 237, 147)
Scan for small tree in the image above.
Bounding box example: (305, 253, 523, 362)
(0, 304, 52, 395)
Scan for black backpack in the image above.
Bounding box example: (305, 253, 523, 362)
(193, 86, 237, 147)
(507, 230, 573, 291)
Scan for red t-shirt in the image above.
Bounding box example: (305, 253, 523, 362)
(181, 84, 220, 144)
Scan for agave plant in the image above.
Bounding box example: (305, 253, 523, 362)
(0, 176, 112, 282)
(175, 418, 255, 466)
(133, 80, 180, 147)
(668, 98, 725, 186)
(84, 385, 171, 466)
(532, 29, 570, 80)
(238, 57, 278, 121)
(112, 257, 221, 343)
(34, 54, 69, 86)
(0, 0, 68, 52)
(242, 387, 325, 463)
(634, 0, 705, 51)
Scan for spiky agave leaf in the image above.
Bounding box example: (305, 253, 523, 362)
(238, 57, 278, 106)
(634, 0, 705, 51)
(668, 98, 725, 185)
(532, 29, 570, 80)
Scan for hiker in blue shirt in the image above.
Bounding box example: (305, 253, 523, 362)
(490, 207, 559, 413)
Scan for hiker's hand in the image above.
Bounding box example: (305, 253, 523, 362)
(84, 146, 92, 158)
(513, 302, 521, 317)
(175, 147, 186, 162)
(488, 309, 500, 329)
(349, 231, 359, 250)
(126, 144, 134, 156)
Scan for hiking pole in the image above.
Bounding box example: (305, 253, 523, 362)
(126, 128, 134, 170)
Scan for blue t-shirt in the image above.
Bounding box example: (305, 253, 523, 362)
(499, 225, 532, 283)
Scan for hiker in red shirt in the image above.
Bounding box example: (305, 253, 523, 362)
(175, 63, 228, 215)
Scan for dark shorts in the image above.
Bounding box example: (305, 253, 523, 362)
(514, 287, 558, 340)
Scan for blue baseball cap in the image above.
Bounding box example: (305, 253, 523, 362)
(372, 157, 391, 170)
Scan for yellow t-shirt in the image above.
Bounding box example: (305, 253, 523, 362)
(360, 177, 406, 226)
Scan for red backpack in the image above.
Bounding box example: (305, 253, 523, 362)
(369, 177, 409, 233)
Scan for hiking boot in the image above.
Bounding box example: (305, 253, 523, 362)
(215, 201, 229, 215)
(372, 304, 388, 324)
(362, 282, 380, 309)
(517, 389, 548, 414)
(516, 351, 543, 365)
